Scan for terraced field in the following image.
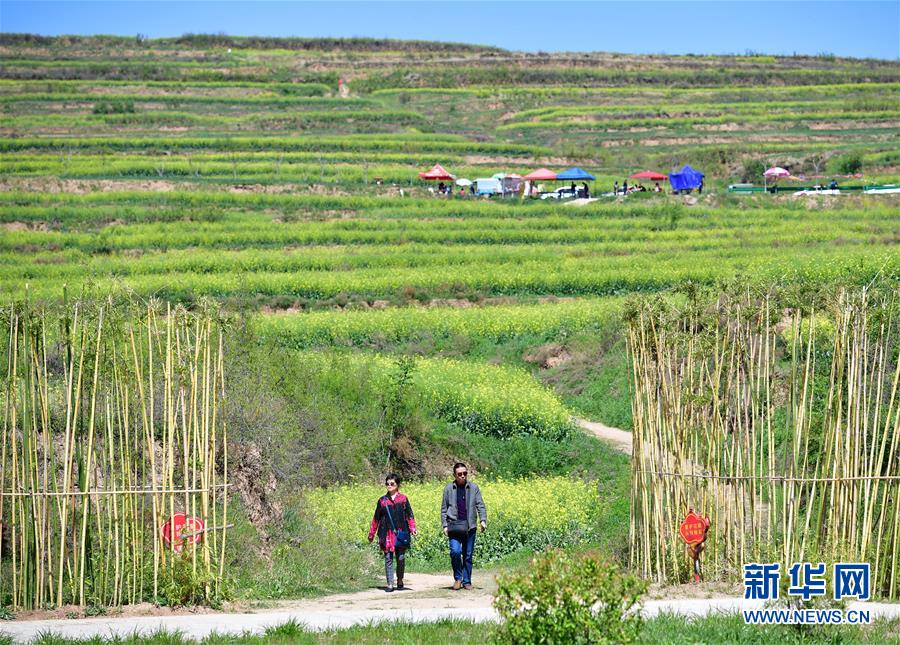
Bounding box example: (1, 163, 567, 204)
(2, 35, 898, 434)
(1, 33, 898, 611)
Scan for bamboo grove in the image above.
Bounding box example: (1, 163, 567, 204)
(628, 285, 899, 599)
(1, 297, 228, 609)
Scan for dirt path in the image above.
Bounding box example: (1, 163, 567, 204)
(5, 597, 898, 642)
(267, 572, 496, 613)
(576, 417, 632, 454)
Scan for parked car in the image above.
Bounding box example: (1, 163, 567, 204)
(540, 186, 577, 200)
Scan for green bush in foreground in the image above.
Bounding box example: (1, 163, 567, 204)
(493, 549, 647, 644)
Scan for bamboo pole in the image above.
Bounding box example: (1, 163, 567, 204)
(2, 297, 229, 610)
(627, 285, 898, 599)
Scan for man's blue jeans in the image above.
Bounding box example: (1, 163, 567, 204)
(449, 528, 477, 585)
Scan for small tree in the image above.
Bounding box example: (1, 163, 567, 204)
(806, 153, 827, 176)
(741, 158, 765, 183)
(832, 152, 863, 175)
(493, 550, 647, 644)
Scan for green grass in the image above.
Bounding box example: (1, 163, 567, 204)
(10, 615, 900, 644)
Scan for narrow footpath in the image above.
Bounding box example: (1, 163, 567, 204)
(575, 417, 632, 454)
(4, 591, 898, 642)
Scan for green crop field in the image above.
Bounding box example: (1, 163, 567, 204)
(1, 32, 897, 473)
(1, 34, 898, 615)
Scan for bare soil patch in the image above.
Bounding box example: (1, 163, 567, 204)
(428, 298, 475, 308)
(564, 197, 599, 206)
(523, 343, 574, 369)
(463, 155, 570, 166)
(645, 581, 743, 601)
(231, 442, 283, 556)
(12, 602, 238, 623)
(0, 177, 184, 193)
(808, 120, 900, 131)
(603, 134, 843, 148)
(270, 572, 497, 613)
(692, 123, 743, 132)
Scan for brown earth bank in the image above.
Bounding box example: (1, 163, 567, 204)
(0, 177, 353, 195)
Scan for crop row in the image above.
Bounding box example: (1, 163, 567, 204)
(506, 97, 900, 122)
(3, 207, 893, 253)
(0, 78, 332, 96)
(2, 150, 472, 170)
(1, 109, 429, 133)
(0, 94, 374, 110)
(0, 61, 340, 84)
(414, 356, 574, 440)
(9, 93, 895, 121)
(498, 111, 900, 132)
(9, 199, 894, 234)
(253, 297, 622, 348)
(1, 218, 892, 280)
(5, 79, 893, 103)
(4, 247, 893, 303)
(0, 159, 517, 185)
(298, 350, 574, 441)
(351, 66, 900, 92)
(373, 82, 900, 103)
(308, 476, 606, 563)
(0, 135, 548, 156)
(2, 189, 894, 214)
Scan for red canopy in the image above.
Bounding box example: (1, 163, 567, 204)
(523, 168, 557, 181)
(418, 163, 454, 180)
(629, 171, 667, 181)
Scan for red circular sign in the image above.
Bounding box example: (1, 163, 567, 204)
(679, 510, 710, 546)
(161, 513, 205, 552)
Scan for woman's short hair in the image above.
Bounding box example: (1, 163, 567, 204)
(385, 472, 401, 486)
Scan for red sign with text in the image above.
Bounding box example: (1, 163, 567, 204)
(161, 512, 205, 553)
(679, 510, 709, 546)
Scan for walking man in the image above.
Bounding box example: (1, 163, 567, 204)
(441, 463, 487, 590)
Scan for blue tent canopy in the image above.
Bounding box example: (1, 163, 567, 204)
(668, 165, 705, 191)
(556, 167, 596, 181)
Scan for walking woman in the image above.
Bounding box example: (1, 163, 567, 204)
(368, 473, 417, 592)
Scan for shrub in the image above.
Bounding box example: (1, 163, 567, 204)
(493, 550, 647, 644)
(92, 100, 135, 114)
(741, 158, 765, 182)
(830, 152, 863, 175)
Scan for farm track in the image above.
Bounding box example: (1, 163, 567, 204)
(576, 418, 632, 454)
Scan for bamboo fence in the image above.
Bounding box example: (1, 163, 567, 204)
(1, 298, 228, 609)
(628, 286, 899, 599)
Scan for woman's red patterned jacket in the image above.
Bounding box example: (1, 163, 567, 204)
(368, 493, 416, 552)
